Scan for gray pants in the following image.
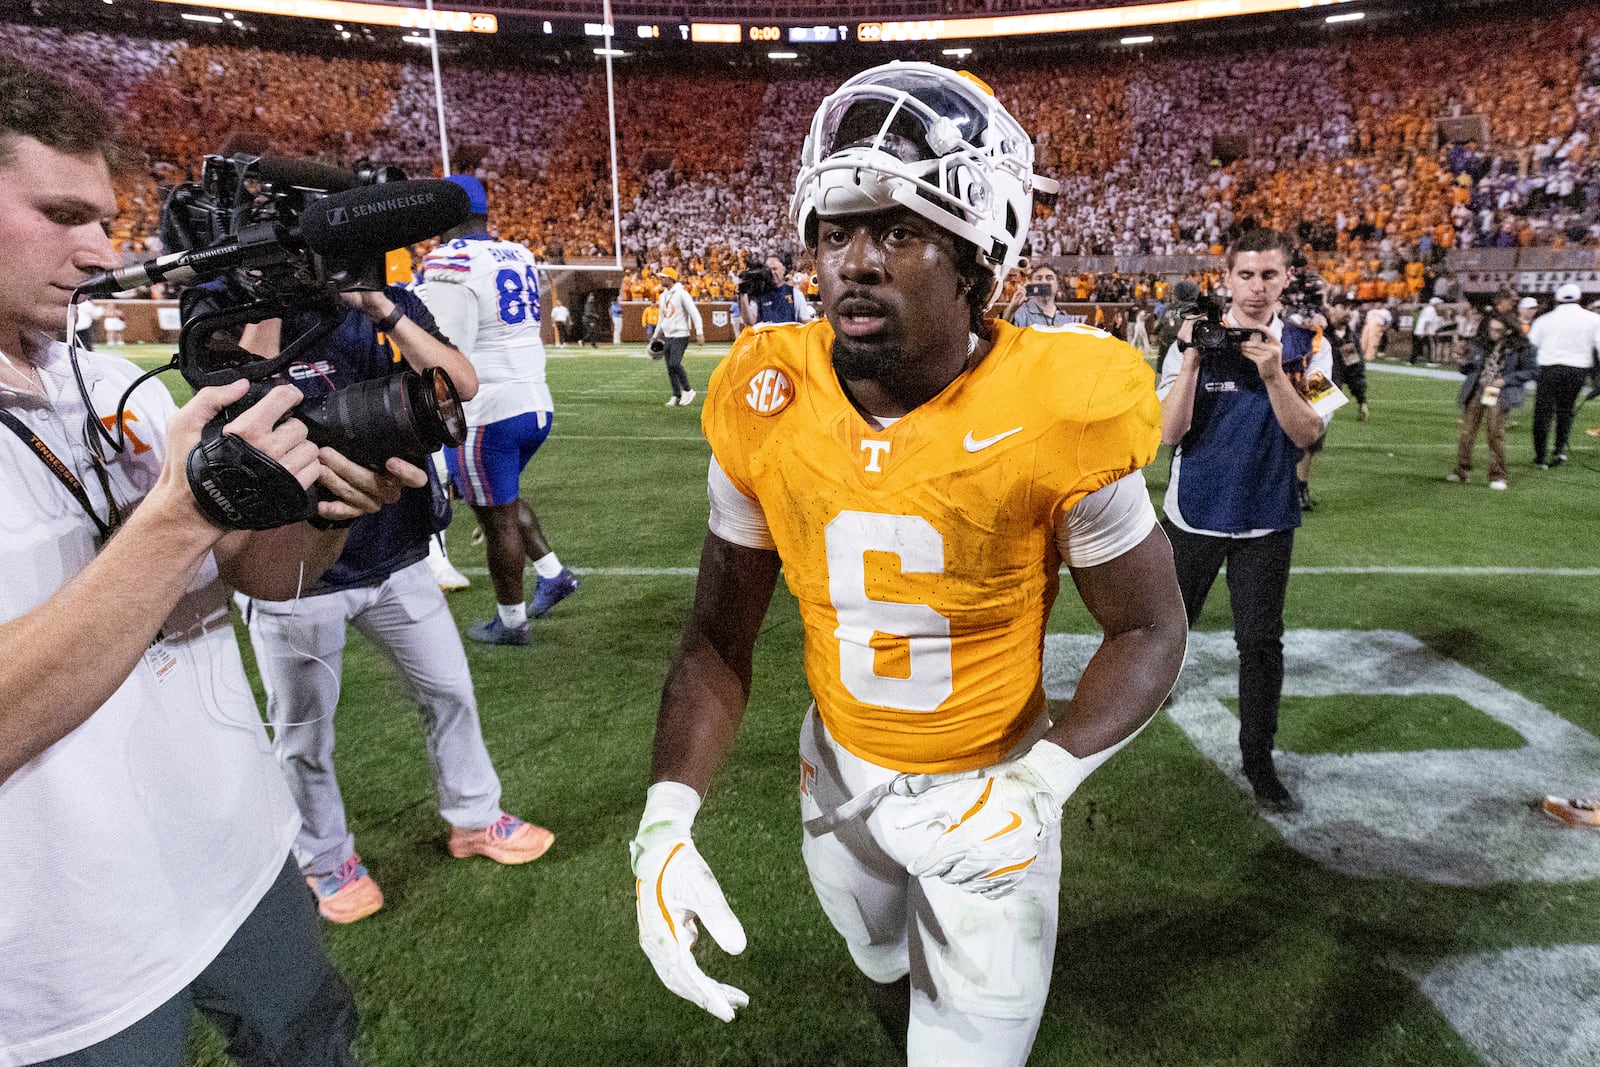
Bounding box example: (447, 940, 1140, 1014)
(34, 856, 360, 1066)
(245, 560, 502, 877)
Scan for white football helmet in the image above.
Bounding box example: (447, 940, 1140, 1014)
(792, 62, 1057, 306)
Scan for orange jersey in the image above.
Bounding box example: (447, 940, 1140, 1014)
(702, 319, 1161, 773)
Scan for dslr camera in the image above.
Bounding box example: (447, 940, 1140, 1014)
(156, 154, 471, 529)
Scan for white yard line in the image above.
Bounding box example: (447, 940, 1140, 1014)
(455, 564, 1600, 578)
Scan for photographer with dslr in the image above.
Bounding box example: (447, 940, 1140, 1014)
(0, 58, 418, 1066)
(1008, 264, 1074, 328)
(738, 254, 814, 328)
(1158, 228, 1336, 814)
(222, 255, 556, 924)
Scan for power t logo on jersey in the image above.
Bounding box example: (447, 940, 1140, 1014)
(703, 318, 1161, 774)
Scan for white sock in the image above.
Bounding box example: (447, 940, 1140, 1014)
(533, 552, 563, 579)
(498, 602, 528, 628)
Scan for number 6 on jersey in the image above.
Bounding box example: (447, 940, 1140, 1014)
(825, 511, 953, 712)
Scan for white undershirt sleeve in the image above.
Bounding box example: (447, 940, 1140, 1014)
(707, 456, 775, 550)
(1057, 470, 1158, 569)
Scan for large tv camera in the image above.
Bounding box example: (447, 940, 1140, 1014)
(737, 262, 775, 299)
(79, 154, 473, 530)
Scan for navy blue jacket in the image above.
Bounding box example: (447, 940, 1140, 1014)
(283, 286, 451, 594)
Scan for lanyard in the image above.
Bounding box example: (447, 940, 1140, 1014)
(0, 407, 121, 540)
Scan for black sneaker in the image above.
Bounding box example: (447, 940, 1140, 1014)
(1244, 763, 1303, 814)
(1551, 454, 1567, 468)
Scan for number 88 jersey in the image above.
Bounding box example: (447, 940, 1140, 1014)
(422, 234, 551, 425)
(703, 320, 1162, 774)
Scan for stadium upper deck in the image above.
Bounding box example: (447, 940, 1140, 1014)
(2, 1, 1596, 282)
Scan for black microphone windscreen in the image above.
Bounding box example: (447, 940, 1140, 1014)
(299, 180, 471, 259)
(257, 157, 357, 192)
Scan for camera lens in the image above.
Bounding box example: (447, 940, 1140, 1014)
(1192, 319, 1225, 350)
(295, 367, 464, 469)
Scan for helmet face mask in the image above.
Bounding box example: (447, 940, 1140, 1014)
(792, 62, 1053, 307)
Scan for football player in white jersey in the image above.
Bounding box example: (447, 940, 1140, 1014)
(420, 176, 578, 645)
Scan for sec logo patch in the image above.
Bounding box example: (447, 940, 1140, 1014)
(745, 367, 793, 416)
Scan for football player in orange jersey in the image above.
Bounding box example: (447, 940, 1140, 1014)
(629, 63, 1187, 1066)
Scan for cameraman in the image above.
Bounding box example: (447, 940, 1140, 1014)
(738, 254, 811, 328)
(1008, 264, 1074, 328)
(1326, 299, 1369, 421)
(1158, 228, 1334, 814)
(225, 236, 553, 926)
(0, 59, 417, 1065)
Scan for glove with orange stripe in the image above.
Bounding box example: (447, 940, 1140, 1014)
(905, 739, 1088, 900)
(630, 781, 749, 1022)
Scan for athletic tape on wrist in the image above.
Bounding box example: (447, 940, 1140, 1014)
(641, 780, 703, 831)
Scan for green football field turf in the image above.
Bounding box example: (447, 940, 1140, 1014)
(112, 343, 1600, 1066)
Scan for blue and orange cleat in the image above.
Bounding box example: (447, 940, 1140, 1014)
(531, 568, 579, 618)
(467, 617, 531, 646)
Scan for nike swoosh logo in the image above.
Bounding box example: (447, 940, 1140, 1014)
(963, 427, 1024, 452)
(982, 811, 1024, 841)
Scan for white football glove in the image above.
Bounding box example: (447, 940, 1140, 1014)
(905, 739, 1090, 899)
(630, 781, 749, 1022)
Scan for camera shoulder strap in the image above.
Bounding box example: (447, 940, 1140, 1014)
(0, 407, 117, 539)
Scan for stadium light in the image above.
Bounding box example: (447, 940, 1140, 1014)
(181, 12, 224, 22)
(401, 33, 432, 44)
(1120, 35, 1154, 44)
(941, 47, 972, 58)
(593, 47, 627, 57)
(1326, 11, 1364, 22)
(150, 0, 496, 34)
(767, 51, 798, 59)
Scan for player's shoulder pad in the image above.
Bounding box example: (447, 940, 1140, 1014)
(994, 319, 1158, 425)
(705, 320, 823, 421)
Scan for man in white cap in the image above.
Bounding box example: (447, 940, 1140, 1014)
(1516, 295, 1540, 335)
(1411, 295, 1444, 364)
(1527, 282, 1600, 467)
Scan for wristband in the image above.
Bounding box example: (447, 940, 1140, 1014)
(640, 780, 702, 831)
(373, 305, 405, 334)
(1020, 738, 1090, 800)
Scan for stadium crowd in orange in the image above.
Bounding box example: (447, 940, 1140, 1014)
(4, 5, 1599, 298)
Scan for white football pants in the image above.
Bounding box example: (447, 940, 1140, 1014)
(798, 707, 1060, 1067)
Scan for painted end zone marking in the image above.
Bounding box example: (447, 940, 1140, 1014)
(1414, 945, 1600, 1067)
(1042, 629, 1600, 886)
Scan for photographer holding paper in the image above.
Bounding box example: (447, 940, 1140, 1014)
(1156, 227, 1339, 815)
